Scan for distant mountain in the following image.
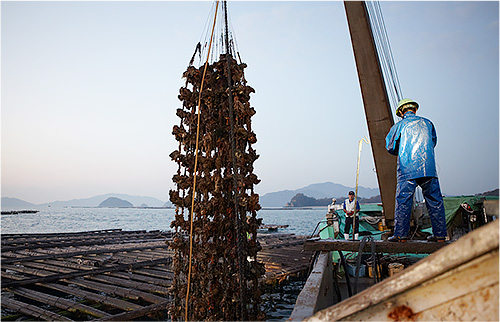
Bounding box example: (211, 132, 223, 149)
(361, 194, 382, 204)
(38, 193, 166, 208)
(476, 189, 499, 197)
(98, 197, 133, 208)
(259, 182, 379, 207)
(1, 197, 37, 210)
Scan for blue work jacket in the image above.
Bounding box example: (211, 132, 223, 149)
(385, 111, 438, 181)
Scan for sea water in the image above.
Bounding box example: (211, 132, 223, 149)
(1, 207, 328, 321)
(1, 207, 328, 236)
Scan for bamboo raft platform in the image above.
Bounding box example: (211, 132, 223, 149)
(1, 210, 39, 215)
(258, 224, 290, 232)
(1, 229, 314, 321)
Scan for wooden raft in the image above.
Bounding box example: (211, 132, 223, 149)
(1, 229, 314, 321)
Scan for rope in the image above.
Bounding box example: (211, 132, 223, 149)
(353, 236, 379, 293)
(184, 2, 219, 321)
(362, 215, 381, 225)
(338, 251, 352, 297)
(354, 236, 370, 294)
(370, 237, 378, 284)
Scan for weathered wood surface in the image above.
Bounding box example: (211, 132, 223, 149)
(305, 221, 499, 321)
(43, 282, 144, 311)
(304, 238, 450, 254)
(97, 300, 171, 321)
(9, 287, 111, 318)
(1, 296, 73, 321)
(2, 229, 314, 321)
(290, 252, 334, 321)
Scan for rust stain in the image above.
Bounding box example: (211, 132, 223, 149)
(482, 288, 490, 302)
(388, 305, 418, 321)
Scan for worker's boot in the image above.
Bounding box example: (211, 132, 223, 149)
(388, 236, 408, 243)
(427, 235, 446, 242)
(354, 234, 359, 240)
(344, 234, 350, 240)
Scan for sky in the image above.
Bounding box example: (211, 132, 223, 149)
(1, 1, 499, 204)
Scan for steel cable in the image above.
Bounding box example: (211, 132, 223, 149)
(366, 1, 403, 115)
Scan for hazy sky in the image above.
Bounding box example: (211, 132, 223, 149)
(1, 1, 499, 204)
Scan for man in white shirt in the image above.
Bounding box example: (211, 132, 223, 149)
(342, 191, 361, 240)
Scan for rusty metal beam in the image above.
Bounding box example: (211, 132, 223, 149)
(304, 238, 449, 254)
(344, 1, 397, 225)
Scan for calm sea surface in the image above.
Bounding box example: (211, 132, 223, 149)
(1, 207, 328, 236)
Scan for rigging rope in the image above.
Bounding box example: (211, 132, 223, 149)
(194, 1, 239, 66)
(184, 2, 219, 321)
(222, 1, 248, 318)
(366, 1, 403, 115)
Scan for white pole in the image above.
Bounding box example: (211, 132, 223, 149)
(353, 136, 369, 241)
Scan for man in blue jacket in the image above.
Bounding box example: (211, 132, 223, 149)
(385, 98, 447, 242)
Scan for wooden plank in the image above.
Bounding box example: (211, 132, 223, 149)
(109, 271, 172, 287)
(42, 283, 142, 311)
(22, 261, 77, 274)
(1, 270, 24, 281)
(339, 251, 499, 321)
(265, 240, 305, 249)
(303, 238, 449, 254)
(2, 263, 53, 277)
(112, 250, 170, 263)
(42, 259, 97, 270)
(64, 278, 166, 303)
(9, 287, 111, 318)
(290, 252, 334, 321)
(263, 266, 310, 282)
(61, 253, 119, 267)
(87, 274, 170, 295)
(145, 264, 174, 273)
(97, 300, 170, 321)
(131, 268, 174, 279)
(1, 296, 73, 321)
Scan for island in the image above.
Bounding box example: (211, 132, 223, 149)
(98, 197, 133, 208)
(285, 193, 382, 207)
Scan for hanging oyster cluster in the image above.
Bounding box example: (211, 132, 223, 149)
(168, 54, 265, 321)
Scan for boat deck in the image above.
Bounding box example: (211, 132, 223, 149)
(1, 229, 313, 321)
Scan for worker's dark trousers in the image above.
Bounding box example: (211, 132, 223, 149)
(394, 176, 447, 238)
(344, 216, 359, 234)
